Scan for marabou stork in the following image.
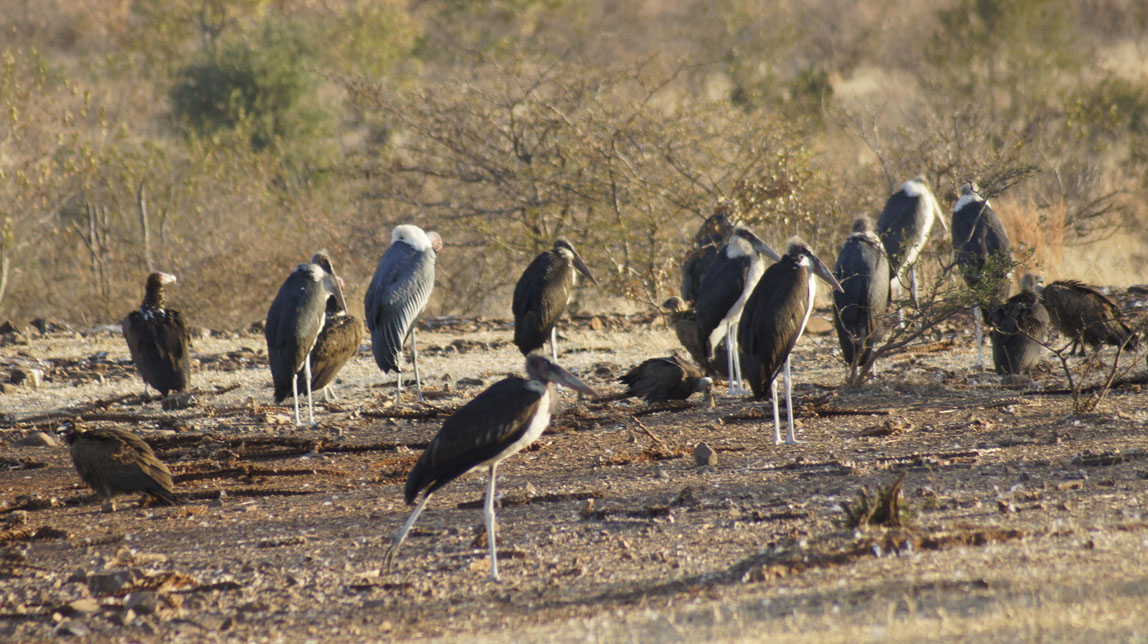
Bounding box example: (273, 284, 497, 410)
(1041, 280, 1139, 355)
(876, 178, 947, 320)
(364, 225, 441, 403)
(694, 227, 781, 394)
(294, 253, 363, 401)
(266, 252, 348, 425)
(618, 355, 714, 406)
(681, 206, 736, 304)
(122, 272, 191, 398)
(951, 183, 1012, 369)
(989, 273, 1049, 376)
(739, 239, 843, 445)
(832, 216, 891, 372)
(383, 354, 597, 582)
(512, 238, 599, 361)
(58, 420, 179, 511)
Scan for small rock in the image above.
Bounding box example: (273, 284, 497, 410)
(589, 317, 605, 331)
(86, 569, 139, 595)
(15, 431, 59, 447)
(125, 591, 159, 615)
(693, 442, 717, 467)
(55, 620, 91, 638)
(65, 598, 100, 615)
(804, 316, 833, 335)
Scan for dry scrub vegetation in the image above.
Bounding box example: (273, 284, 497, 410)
(0, 0, 1146, 327)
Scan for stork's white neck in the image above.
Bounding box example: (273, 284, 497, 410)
(953, 193, 986, 213)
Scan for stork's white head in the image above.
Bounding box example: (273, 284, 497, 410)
(392, 224, 436, 253)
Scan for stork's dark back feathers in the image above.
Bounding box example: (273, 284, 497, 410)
(404, 375, 546, 504)
(832, 219, 890, 366)
(951, 188, 1012, 306)
(122, 272, 190, 396)
(739, 254, 812, 398)
(681, 212, 735, 303)
(512, 239, 595, 356)
(62, 424, 179, 506)
(266, 263, 332, 400)
(1042, 280, 1138, 350)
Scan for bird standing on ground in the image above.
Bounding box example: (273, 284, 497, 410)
(58, 420, 179, 511)
(740, 239, 843, 445)
(832, 216, 890, 373)
(876, 178, 947, 321)
(989, 273, 1049, 376)
(383, 355, 597, 582)
(694, 227, 781, 395)
(618, 355, 714, 406)
(122, 272, 191, 399)
(1041, 280, 1139, 355)
(512, 238, 599, 362)
(295, 252, 363, 401)
(951, 182, 1013, 369)
(364, 225, 441, 403)
(681, 204, 736, 303)
(266, 251, 348, 425)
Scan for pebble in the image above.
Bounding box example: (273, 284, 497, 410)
(693, 442, 717, 466)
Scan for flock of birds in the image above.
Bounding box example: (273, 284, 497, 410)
(56, 180, 1141, 581)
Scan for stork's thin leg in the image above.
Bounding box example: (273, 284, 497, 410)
(383, 492, 433, 572)
(783, 357, 798, 445)
(291, 366, 302, 426)
(396, 364, 403, 402)
(304, 354, 315, 425)
(550, 327, 558, 363)
(909, 267, 921, 310)
(411, 326, 424, 403)
(732, 331, 745, 392)
(770, 380, 781, 445)
(973, 305, 985, 370)
(725, 326, 737, 395)
(485, 465, 500, 582)
(891, 278, 904, 328)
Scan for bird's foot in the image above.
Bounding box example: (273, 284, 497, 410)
(102, 500, 117, 513)
(382, 544, 399, 572)
(488, 571, 501, 583)
(727, 386, 751, 396)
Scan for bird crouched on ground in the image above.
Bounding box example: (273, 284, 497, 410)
(618, 355, 714, 406)
(58, 420, 180, 512)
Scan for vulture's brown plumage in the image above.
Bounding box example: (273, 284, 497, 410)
(59, 421, 179, 510)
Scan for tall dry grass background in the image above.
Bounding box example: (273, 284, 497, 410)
(1, 0, 1146, 329)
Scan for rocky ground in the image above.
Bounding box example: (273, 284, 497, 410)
(3, 308, 1148, 643)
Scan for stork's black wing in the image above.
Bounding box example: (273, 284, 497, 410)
(739, 258, 810, 398)
(512, 251, 573, 355)
(405, 377, 546, 503)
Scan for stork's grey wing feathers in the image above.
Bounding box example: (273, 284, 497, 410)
(365, 243, 436, 372)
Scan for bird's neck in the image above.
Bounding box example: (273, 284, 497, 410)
(143, 283, 165, 310)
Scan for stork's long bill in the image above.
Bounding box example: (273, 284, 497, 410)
(526, 354, 598, 397)
(572, 252, 599, 286)
(809, 252, 845, 293)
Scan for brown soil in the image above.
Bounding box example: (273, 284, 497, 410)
(3, 310, 1148, 643)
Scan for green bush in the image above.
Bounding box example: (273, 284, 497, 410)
(170, 17, 331, 156)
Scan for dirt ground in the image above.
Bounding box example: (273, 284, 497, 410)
(3, 307, 1148, 643)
